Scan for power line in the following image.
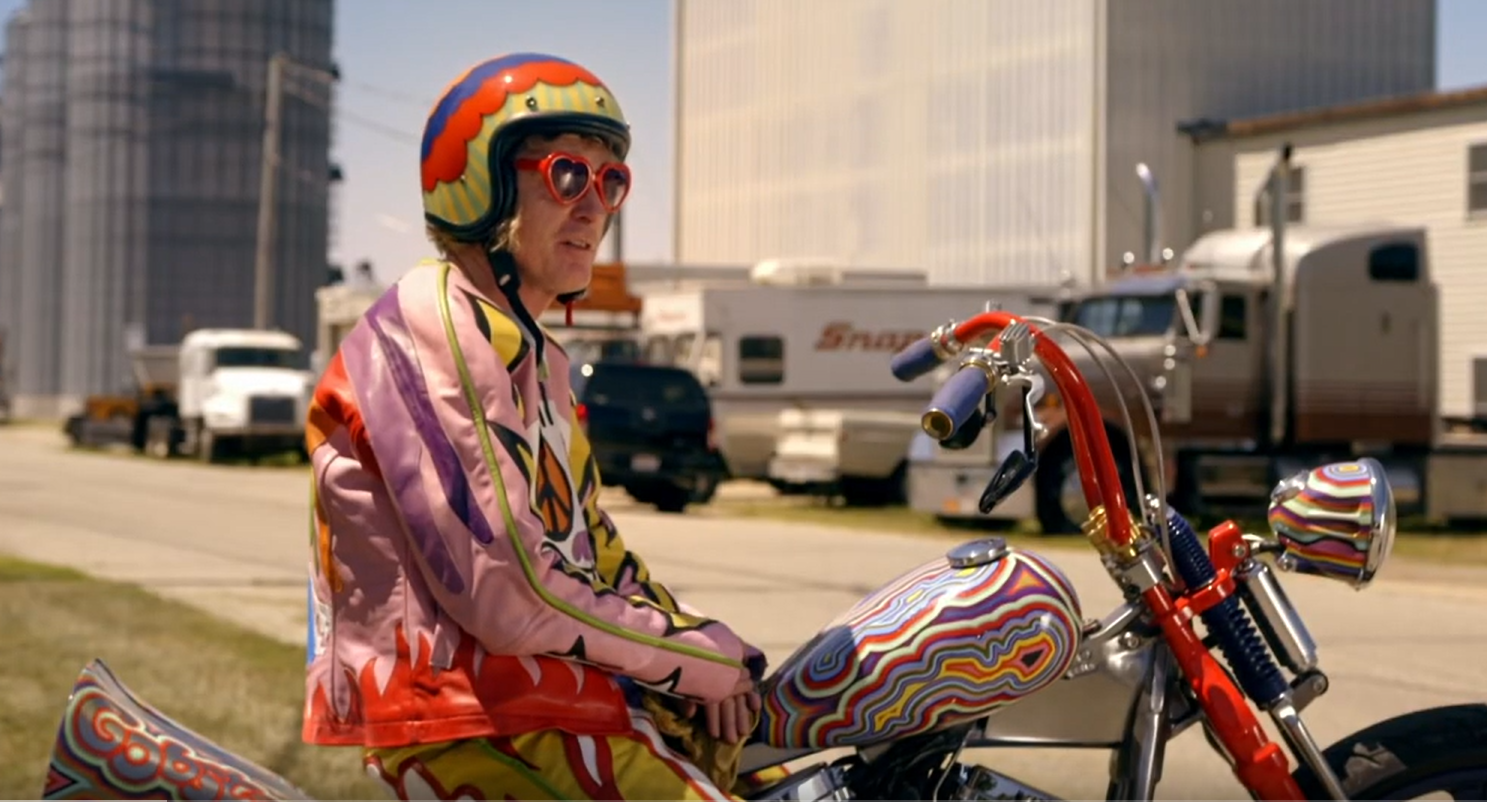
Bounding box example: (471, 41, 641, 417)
(279, 81, 422, 146)
(343, 79, 433, 110)
(338, 108, 421, 145)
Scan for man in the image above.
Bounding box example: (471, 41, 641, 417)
(302, 52, 768, 800)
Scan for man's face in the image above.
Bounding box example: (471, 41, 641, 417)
(508, 133, 625, 301)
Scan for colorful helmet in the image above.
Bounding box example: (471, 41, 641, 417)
(420, 53, 631, 245)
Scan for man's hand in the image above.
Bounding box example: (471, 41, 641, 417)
(681, 676, 761, 744)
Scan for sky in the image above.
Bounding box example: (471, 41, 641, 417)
(1, 0, 1485, 286)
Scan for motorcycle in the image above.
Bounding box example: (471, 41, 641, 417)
(37, 308, 1487, 801)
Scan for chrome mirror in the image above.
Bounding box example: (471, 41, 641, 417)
(1266, 458, 1396, 589)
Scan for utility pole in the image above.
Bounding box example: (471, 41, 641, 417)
(253, 52, 288, 331)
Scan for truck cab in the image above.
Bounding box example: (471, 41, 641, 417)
(172, 328, 313, 462)
(910, 222, 1454, 532)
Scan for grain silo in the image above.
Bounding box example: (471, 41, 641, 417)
(59, 0, 149, 398)
(141, 0, 335, 351)
(0, 0, 335, 417)
(0, 11, 29, 385)
(15, 0, 66, 411)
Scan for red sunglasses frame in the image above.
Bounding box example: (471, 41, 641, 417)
(513, 151, 632, 213)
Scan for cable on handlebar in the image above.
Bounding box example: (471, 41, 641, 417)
(953, 312, 1135, 547)
(1021, 317, 1175, 566)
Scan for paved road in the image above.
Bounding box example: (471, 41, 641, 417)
(3, 424, 1486, 799)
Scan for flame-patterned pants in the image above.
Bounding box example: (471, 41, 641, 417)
(364, 707, 783, 801)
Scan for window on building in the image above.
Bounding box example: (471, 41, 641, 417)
(738, 335, 783, 385)
(1254, 165, 1305, 226)
(1469, 144, 1487, 216)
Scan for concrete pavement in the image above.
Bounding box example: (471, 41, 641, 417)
(3, 424, 1486, 799)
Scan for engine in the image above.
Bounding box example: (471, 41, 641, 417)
(745, 761, 1057, 801)
(748, 764, 852, 801)
(938, 764, 1059, 801)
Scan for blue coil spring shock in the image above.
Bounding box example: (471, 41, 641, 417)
(1163, 507, 1289, 707)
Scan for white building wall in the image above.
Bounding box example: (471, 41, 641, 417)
(676, 0, 1436, 289)
(1214, 105, 1487, 418)
(1102, 0, 1436, 274)
(676, 0, 1099, 287)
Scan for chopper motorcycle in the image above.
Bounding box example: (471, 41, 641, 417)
(36, 308, 1487, 800)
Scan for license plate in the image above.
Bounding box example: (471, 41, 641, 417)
(631, 453, 661, 472)
(942, 496, 982, 514)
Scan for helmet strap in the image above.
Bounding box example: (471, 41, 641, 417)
(484, 246, 550, 365)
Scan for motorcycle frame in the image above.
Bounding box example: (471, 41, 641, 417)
(739, 594, 1333, 801)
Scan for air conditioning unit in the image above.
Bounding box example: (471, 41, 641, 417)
(749, 257, 846, 287)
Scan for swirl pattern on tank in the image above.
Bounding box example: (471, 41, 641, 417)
(43, 660, 307, 800)
(1267, 461, 1382, 583)
(756, 548, 1083, 750)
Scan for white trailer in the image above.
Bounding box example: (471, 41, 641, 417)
(639, 261, 1060, 493)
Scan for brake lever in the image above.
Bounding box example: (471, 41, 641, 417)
(978, 385, 1040, 514)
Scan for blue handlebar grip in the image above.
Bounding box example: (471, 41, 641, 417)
(890, 337, 943, 382)
(920, 367, 989, 441)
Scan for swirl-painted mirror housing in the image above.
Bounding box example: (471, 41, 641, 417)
(1266, 458, 1396, 589)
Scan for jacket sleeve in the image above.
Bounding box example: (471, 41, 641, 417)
(338, 269, 756, 704)
(581, 490, 771, 683)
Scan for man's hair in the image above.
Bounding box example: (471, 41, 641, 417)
(424, 130, 616, 260)
(426, 217, 520, 259)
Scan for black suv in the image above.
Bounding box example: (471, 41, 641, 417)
(571, 360, 728, 513)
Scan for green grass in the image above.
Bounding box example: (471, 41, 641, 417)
(0, 556, 383, 800)
(708, 494, 1487, 566)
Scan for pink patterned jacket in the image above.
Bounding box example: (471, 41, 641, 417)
(302, 260, 762, 748)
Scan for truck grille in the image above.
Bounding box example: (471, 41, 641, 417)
(249, 395, 298, 425)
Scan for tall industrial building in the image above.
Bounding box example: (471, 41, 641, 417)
(674, 0, 1437, 286)
(0, 0, 335, 418)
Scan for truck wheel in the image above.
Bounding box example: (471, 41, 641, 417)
(690, 474, 719, 505)
(1035, 432, 1141, 535)
(652, 483, 690, 514)
(144, 417, 175, 459)
(197, 429, 219, 464)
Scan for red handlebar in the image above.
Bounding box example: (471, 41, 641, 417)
(953, 311, 1137, 547)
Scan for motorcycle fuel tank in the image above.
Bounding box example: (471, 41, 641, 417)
(756, 537, 1084, 750)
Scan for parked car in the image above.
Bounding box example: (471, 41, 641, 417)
(571, 360, 727, 513)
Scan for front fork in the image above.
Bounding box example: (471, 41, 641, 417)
(1100, 515, 1349, 801)
(1106, 637, 1339, 801)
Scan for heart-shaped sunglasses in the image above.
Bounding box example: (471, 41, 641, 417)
(514, 151, 632, 213)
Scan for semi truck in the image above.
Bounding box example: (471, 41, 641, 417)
(909, 152, 1487, 532)
(65, 328, 312, 464)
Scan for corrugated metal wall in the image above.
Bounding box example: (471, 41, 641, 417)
(15, 0, 67, 406)
(145, 0, 334, 351)
(676, 0, 1437, 289)
(0, 12, 29, 386)
(675, 0, 1099, 287)
(1218, 107, 1487, 418)
(0, 0, 334, 414)
(1103, 0, 1437, 274)
(60, 0, 149, 398)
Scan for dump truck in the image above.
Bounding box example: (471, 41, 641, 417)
(65, 328, 312, 464)
(909, 151, 1487, 532)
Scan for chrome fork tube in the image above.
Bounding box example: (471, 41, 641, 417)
(1269, 698, 1349, 800)
(1107, 648, 1172, 801)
